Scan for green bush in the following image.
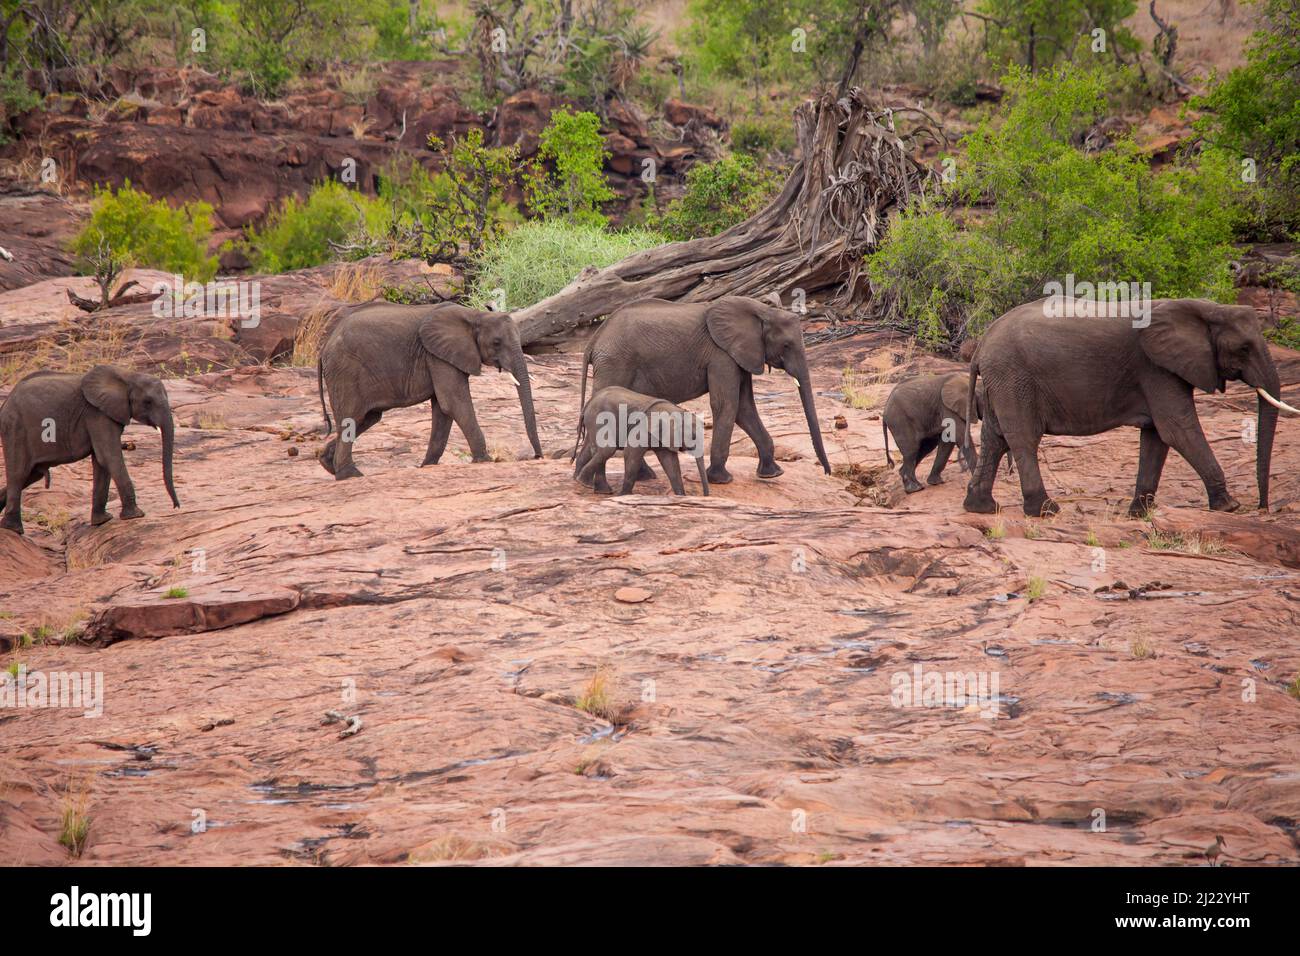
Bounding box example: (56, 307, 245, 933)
(1191, 0, 1300, 241)
(469, 220, 664, 311)
(656, 154, 782, 241)
(70, 183, 218, 282)
(242, 180, 387, 272)
(867, 66, 1242, 346)
(525, 107, 617, 226)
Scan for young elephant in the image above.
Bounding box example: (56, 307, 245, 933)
(573, 387, 709, 496)
(0, 365, 180, 535)
(882, 371, 980, 493)
(318, 302, 542, 479)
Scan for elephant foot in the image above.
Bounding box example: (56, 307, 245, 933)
(902, 479, 925, 494)
(1024, 496, 1060, 518)
(706, 465, 734, 485)
(1209, 493, 1241, 513)
(318, 447, 337, 475)
(963, 491, 998, 514)
(757, 460, 784, 479)
(470, 454, 493, 464)
(120, 505, 145, 521)
(1, 517, 24, 536)
(926, 474, 945, 486)
(90, 511, 112, 527)
(593, 479, 613, 494)
(420, 453, 442, 467)
(335, 464, 363, 480)
(1128, 496, 1155, 519)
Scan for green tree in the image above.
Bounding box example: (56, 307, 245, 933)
(71, 182, 218, 282)
(525, 107, 615, 226)
(976, 0, 1138, 72)
(1192, 0, 1300, 240)
(656, 154, 782, 241)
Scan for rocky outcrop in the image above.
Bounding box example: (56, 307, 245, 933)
(0, 320, 1297, 865)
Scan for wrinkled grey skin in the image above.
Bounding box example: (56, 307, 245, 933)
(577, 296, 831, 485)
(0, 365, 179, 535)
(573, 386, 710, 496)
(317, 302, 542, 479)
(963, 298, 1285, 517)
(883, 371, 982, 493)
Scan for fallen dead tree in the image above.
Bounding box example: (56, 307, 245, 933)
(512, 88, 939, 347)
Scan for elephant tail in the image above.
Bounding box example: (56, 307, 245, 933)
(572, 334, 596, 462)
(317, 355, 331, 436)
(882, 417, 893, 467)
(962, 355, 979, 465)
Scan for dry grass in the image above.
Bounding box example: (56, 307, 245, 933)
(1130, 635, 1157, 660)
(0, 318, 139, 388)
(838, 343, 916, 411)
(58, 778, 92, 857)
(1025, 575, 1047, 602)
(291, 303, 334, 368)
(1146, 531, 1229, 555)
(191, 410, 231, 430)
(575, 665, 620, 722)
(325, 263, 385, 303)
(407, 834, 511, 863)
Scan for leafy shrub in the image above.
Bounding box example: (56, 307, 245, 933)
(730, 116, 794, 157)
(656, 154, 782, 241)
(469, 220, 664, 311)
(868, 66, 1242, 346)
(241, 180, 386, 272)
(421, 131, 525, 258)
(1191, 0, 1300, 241)
(70, 182, 218, 282)
(525, 107, 616, 226)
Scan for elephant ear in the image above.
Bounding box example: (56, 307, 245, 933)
(81, 365, 131, 424)
(1139, 300, 1221, 394)
(705, 297, 765, 375)
(940, 374, 969, 419)
(418, 308, 481, 376)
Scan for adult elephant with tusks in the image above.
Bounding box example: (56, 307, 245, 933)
(962, 297, 1299, 518)
(317, 302, 543, 479)
(575, 296, 832, 484)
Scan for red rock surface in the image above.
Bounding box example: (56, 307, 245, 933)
(1, 324, 1298, 866)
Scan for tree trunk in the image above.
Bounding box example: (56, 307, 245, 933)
(513, 88, 936, 347)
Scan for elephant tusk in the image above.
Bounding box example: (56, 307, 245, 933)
(1256, 387, 1300, 416)
(506, 371, 521, 387)
(792, 375, 801, 389)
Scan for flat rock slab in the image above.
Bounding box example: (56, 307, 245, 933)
(84, 587, 302, 644)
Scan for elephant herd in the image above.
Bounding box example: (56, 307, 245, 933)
(0, 294, 1295, 536)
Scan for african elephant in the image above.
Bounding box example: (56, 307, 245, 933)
(882, 371, 980, 492)
(573, 386, 709, 496)
(0, 365, 179, 535)
(962, 297, 1298, 517)
(317, 302, 542, 479)
(577, 296, 831, 485)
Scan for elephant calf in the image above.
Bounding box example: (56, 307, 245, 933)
(0, 365, 179, 535)
(317, 302, 542, 479)
(882, 371, 980, 493)
(573, 387, 709, 496)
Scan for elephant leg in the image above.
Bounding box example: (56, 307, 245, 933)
(898, 438, 924, 494)
(88, 422, 142, 520)
(1129, 425, 1170, 517)
(578, 446, 617, 494)
(736, 375, 782, 478)
(706, 373, 740, 485)
(91, 458, 112, 526)
(421, 401, 453, 466)
(927, 440, 956, 485)
(654, 448, 686, 495)
(332, 409, 380, 480)
(963, 410, 1008, 514)
(437, 378, 490, 463)
(618, 446, 648, 495)
(1154, 405, 1237, 512)
(2, 467, 30, 534)
(1007, 432, 1057, 517)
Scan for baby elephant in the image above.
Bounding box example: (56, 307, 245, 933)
(574, 387, 709, 496)
(1, 365, 179, 534)
(882, 371, 980, 493)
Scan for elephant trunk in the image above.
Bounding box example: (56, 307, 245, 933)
(788, 355, 831, 475)
(1251, 360, 1281, 511)
(161, 410, 180, 508)
(512, 348, 543, 459)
